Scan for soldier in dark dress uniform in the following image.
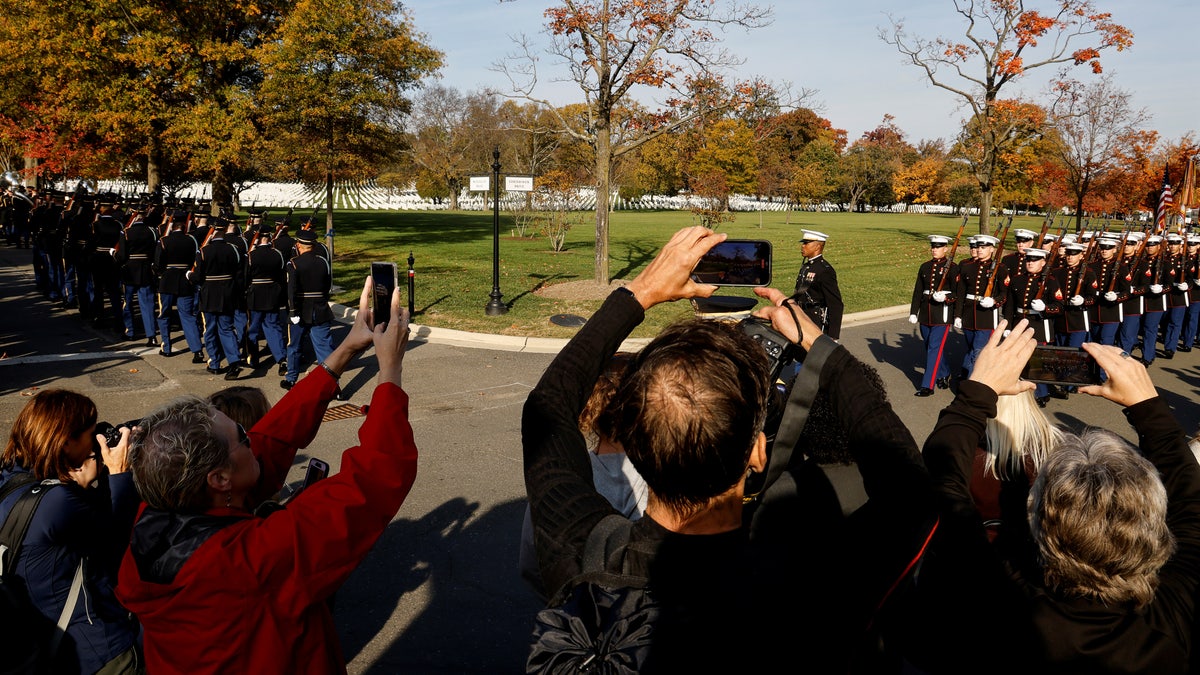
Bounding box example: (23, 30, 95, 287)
(224, 217, 251, 351)
(190, 217, 244, 380)
(792, 229, 843, 339)
(1161, 233, 1190, 359)
(282, 229, 335, 390)
(1180, 235, 1200, 352)
(1005, 247, 1064, 406)
(118, 210, 160, 346)
(1139, 235, 1169, 365)
(1087, 235, 1129, 347)
(1051, 242, 1096, 348)
(63, 197, 94, 313)
(153, 211, 203, 360)
(1117, 232, 1147, 355)
(88, 201, 126, 334)
(272, 215, 296, 265)
(1000, 228, 1037, 285)
(953, 234, 1008, 376)
(244, 224, 288, 374)
(908, 234, 958, 396)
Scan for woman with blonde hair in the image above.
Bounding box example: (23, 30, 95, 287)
(0, 389, 142, 674)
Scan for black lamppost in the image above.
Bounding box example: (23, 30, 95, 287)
(485, 146, 507, 315)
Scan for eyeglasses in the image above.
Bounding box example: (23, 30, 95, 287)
(236, 423, 251, 450)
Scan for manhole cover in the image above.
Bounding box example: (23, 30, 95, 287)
(550, 314, 588, 327)
(323, 403, 366, 422)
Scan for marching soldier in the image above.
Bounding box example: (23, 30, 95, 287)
(1000, 228, 1037, 283)
(272, 214, 296, 264)
(792, 229, 843, 339)
(223, 217, 251, 352)
(63, 196, 94, 313)
(953, 234, 1007, 376)
(282, 229, 336, 392)
(297, 216, 329, 260)
(88, 199, 126, 334)
(118, 209, 160, 346)
(1004, 247, 1063, 406)
(153, 211, 204, 361)
(1087, 235, 1129, 346)
(908, 234, 957, 396)
(244, 223, 289, 375)
(1118, 232, 1147, 355)
(1161, 233, 1190, 359)
(1052, 242, 1096, 349)
(190, 217, 244, 380)
(1180, 234, 1200, 352)
(1139, 235, 1169, 365)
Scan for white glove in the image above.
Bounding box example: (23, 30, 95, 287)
(1177, 282, 1189, 291)
(1030, 299, 1046, 312)
(1151, 284, 1164, 294)
(931, 291, 948, 303)
(979, 296, 995, 309)
(908, 314, 918, 325)
(184, 271, 193, 282)
(290, 315, 300, 325)
(953, 317, 962, 330)
(1104, 291, 1118, 302)
(1069, 295, 1085, 306)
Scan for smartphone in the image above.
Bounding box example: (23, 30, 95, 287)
(691, 240, 772, 286)
(302, 458, 329, 489)
(371, 262, 397, 328)
(1021, 345, 1102, 386)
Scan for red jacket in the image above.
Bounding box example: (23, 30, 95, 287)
(116, 368, 418, 674)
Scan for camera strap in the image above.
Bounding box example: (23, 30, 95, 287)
(760, 335, 838, 493)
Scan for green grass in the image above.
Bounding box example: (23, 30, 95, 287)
(315, 209, 1050, 338)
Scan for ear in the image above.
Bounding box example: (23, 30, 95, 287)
(749, 432, 767, 473)
(207, 467, 232, 493)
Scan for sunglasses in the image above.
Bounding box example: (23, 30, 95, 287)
(236, 423, 251, 450)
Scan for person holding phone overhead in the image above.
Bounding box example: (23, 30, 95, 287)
(118, 276, 417, 675)
(793, 230, 843, 339)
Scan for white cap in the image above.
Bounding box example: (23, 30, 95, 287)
(1063, 242, 1087, 254)
(927, 234, 951, 245)
(1024, 248, 1049, 260)
(799, 229, 828, 243)
(1013, 229, 1037, 241)
(1042, 233, 1060, 243)
(976, 234, 1000, 247)
(1147, 235, 1163, 244)
(1097, 236, 1120, 248)
(1061, 234, 1078, 244)
(1126, 231, 1145, 243)
(1167, 233, 1184, 243)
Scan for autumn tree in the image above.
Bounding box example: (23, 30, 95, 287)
(1044, 75, 1150, 228)
(402, 86, 485, 211)
(883, 0, 1133, 233)
(496, 0, 774, 283)
(688, 118, 759, 207)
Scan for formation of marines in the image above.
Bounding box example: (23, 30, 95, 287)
(911, 217, 1200, 407)
(2, 185, 339, 393)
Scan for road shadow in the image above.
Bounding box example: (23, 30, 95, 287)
(337, 497, 541, 674)
(863, 326, 961, 390)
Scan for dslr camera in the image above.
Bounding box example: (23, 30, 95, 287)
(95, 419, 141, 448)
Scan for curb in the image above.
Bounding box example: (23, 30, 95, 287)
(330, 302, 910, 354)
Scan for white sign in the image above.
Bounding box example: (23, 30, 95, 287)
(469, 175, 490, 192)
(505, 175, 534, 192)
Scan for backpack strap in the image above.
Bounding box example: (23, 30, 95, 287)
(0, 476, 57, 576)
(51, 560, 85, 655)
(760, 335, 839, 492)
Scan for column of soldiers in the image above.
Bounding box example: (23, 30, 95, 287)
(912, 222, 1200, 407)
(1, 191, 336, 391)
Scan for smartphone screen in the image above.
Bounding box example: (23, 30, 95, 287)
(1021, 346, 1102, 386)
(691, 240, 772, 287)
(302, 458, 329, 489)
(371, 262, 397, 328)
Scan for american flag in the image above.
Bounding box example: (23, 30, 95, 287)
(1156, 164, 1173, 232)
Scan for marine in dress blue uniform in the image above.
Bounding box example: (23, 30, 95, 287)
(908, 234, 957, 396)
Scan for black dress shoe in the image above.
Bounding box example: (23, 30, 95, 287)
(936, 376, 950, 390)
(278, 361, 288, 377)
(224, 365, 242, 381)
(192, 352, 206, 364)
(1048, 386, 1069, 400)
(914, 388, 935, 397)
(280, 379, 295, 390)
(158, 348, 176, 357)
(1036, 396, 1049, 408)
(1163, 350, 1175, 360)
(206, 365, 226, 375)
(146, 336, 159, 348)
(1179, 345, 1192, 353)
(1139, 358, 1152, 367)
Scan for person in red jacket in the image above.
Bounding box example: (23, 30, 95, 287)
(117, 276, 414, 675)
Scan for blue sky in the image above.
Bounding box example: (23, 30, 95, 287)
(405, 0, 1198, 147)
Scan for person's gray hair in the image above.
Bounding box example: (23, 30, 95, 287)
(128, 396, 230, 511)
(1028, 429, 1175, 609)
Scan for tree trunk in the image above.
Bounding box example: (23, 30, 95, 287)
(978, 188, 993, 235)
(448, 178, 459, 210)
(146, 133, 162, 195)
(593, 121, 611, 284)
(211, 163, 234, 216)
(325, 169, 335, 259)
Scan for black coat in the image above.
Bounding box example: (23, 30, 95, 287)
(792, 255, 844, 338)
(154, 230, 198, 296)
(287, 250, 332, 325)
(245, 244, 286, 312)
(910, 258, 958, 326)
(119, 222, 159, 287)
(193, 236, 243, 314)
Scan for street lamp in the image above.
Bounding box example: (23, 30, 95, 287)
(485, 146, 507, 316)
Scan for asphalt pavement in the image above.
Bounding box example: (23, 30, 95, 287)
(2, 243, 1199, 673)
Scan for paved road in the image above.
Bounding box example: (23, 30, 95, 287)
(2, 244, 1198, 673)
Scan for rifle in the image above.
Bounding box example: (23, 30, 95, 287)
(1106, 228, 1132, 293)
(983, 216, 1013, 298)
(936, 215, 968, 292)
(274, 207, 294, 238)
(1035, 232, 1066, 300)
(1034, 211, 1052, 248)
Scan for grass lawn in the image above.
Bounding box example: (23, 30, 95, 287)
(318, 209, 1051, 339)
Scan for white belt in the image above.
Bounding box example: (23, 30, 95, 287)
(251, 279, 275, 284)
(206, 274, 233, 281)
(128, 254, 149, 260)
(94, 247, 116, 253)
(166, 264, 189, 269)
(301, 292, 325, 298)
(965, 294, 987, 300)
